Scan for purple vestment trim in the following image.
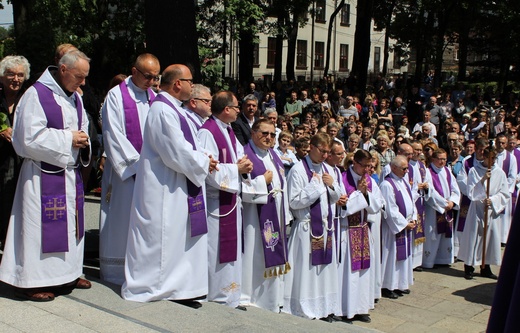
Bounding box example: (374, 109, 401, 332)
(152, 94, 207, 237)
(201, 117, 238, 263)
(243, 142, 287, 268)
(302, 157, 334, 265)
(430, 166, 453, 238)
(385, 176, 413, 261)
(33, 81, 84, 253)
(119, 81, 155, 153)
(342, 168, 372, 271)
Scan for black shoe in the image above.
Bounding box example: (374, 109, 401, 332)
(235, 305, 248, 311)
(353, 314, 371, 323)
(382, 288, 399, 299)
(374, 298, 379, 303)
(396, 289, 410, 295)
(394, 289, 404, 297)
(464, 265, 475, 280)
(480, 265, 498, 280)
(320, 314, 341, 322)
(413, 267, 423, 272)
(172, 299, 202, 309)
(341, 316, 353, 324)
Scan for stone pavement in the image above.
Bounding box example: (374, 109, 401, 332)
(0, 195, 496, 332)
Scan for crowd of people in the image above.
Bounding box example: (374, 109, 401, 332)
(0, 46, 518, 326)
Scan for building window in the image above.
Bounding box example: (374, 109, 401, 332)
(267, 37, 276, 68)
(340, 4, 350, 26)
(374, 47, 381, 74)
(314, 41, 325, 69)
(253, 42, 260, 67)
(296, 40, 307, 69)
(315, 0, 326, 23)
(339, 44, 349, 71)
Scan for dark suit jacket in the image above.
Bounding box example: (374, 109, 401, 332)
(231, 113, 257, 146)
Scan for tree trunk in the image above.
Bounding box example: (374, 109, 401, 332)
(238, 30, 254, 87)
(351, 0, 374, 100)
(324, 0, 344, 77)
(285, 15, 299, 82)
(145, 0, 200, 80)
(273, 12, 285, 83)
(382, 0, 397, 77)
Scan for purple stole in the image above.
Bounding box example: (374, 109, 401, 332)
(429, 166, 453, 238)
(511, 149, 520, 215)
(33, 82, 84, 253)
(243, 142, 288, 274)
(342, 168, 372, 271)
(201, 117, 238, 263)
(458, 156, 476, 232)
(385, 176, 413, 261)
(152, 94, 207, 237)
(119, 81, 155, 153)
(411, 161, 426, 244)
(185, 111, 202, 130)
(302, 157, 334, 265)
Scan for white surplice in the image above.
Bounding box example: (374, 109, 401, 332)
(283, 156, 341, 319)
(100, 77, 154, 285)
(423, 165, 461, 268)
(122, 92, 210, 302)
(337, 166, 382, 318)
(198, 118, 244, 308)
(0, 67, 89, 288)
(240, 142, 291, 312)
(380, 173, 416, 291)
(495, 150, 517, 243)
(458, 164, 509, 266)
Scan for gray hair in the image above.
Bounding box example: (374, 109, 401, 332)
(58, 49, 90, 69)
(391, 155, 408, 167)
(190, 84, 211, 99)
(242, 94, 258, 104)
(264, 107, 277, 117)
(0, 55, 31, 80)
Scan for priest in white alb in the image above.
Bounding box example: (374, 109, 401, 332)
(122, 65, 217, 308)
(240, 119, 291, 312)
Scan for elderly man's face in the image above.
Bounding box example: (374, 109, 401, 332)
(252, 122, 276, 150)
(131, 58, 161, 90)
(59, 58, 90, 93)
(242, 99, 258, 119)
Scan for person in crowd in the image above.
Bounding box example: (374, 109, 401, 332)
(0, 50, 92, 301)
(294, 137, 311, 161)
(423, 149, 461, 269)
(371, 134, 395, 170)
(240, 119, 291, 312)
(275, 131, 298, 173)
(412, 111, 437, 138)
(380, 156, 416, 299)
(232, 94, 259, 146)
(99, 53, 160, 285)
(339, 149, 383, 321)
(198, 91, 253, 309)
(122, 64, 218, 307)
(183, 84, 213, 127)
(0, 55, 30, 249)
(283, 132, 341, 321)
(284, 91, 302, 127)
(494, 133, 517, 245)
(458, 148, 508, 280)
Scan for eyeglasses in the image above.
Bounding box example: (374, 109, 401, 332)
(424, 148, 432, 152)
(227, 105, 240, 111)
(193, 97, 211, 105)
(315, 146, 331, 155)
(256, 131, 276, 138)
(399, 166, 409, 171)
(5, 72, 25, 79)
(354, 160, 372, 168)
(135, 67, 160, 82)
(179, 78, 194, 84)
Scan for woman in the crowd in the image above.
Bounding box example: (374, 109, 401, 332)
(0, 55, 30, 249)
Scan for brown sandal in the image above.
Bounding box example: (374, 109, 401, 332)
(15, 288, 55, 302)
